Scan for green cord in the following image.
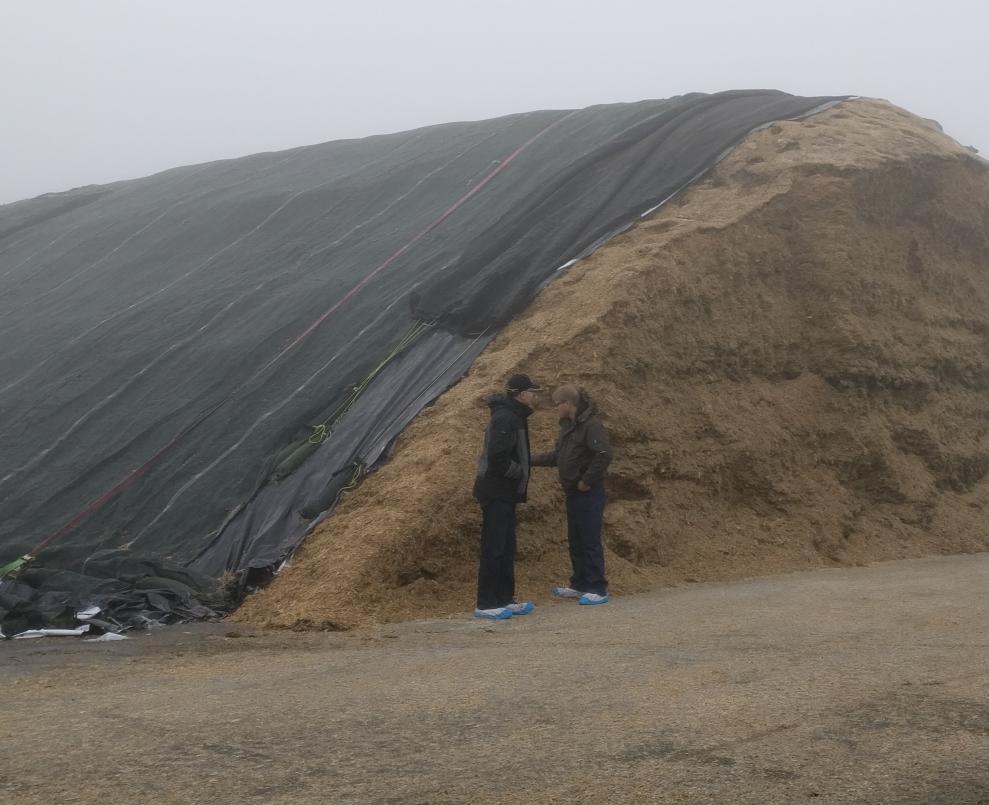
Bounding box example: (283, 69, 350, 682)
(306, 321, 431, 446)
(0, 554, 31, 579)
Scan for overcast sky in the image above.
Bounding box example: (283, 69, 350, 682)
(2, 0, 987, 205)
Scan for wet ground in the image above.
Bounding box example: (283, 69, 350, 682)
(2, 554, 987, 804)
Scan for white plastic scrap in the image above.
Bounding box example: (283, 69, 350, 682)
(84, 632, 127, 642)
(75, 606, 101, 621)
(12, 625, 91, 639)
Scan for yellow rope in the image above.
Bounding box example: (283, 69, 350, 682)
(306, 321, 432, 445)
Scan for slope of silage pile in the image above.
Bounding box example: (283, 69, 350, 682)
(0, 91, 841, 633)
(235, 100, 989, 630)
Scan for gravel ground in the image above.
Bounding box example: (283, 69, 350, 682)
(2, 554, 987, 804)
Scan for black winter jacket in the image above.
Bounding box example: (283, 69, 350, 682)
(473, 395, 534, 505)
(531, 394, 612, 495)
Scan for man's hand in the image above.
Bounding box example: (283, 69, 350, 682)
(577, 480, 591, 493)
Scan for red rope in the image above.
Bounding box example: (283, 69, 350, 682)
(27, 112, 572, 559)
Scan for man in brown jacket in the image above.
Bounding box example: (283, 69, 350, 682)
(531, 385, 612, 605)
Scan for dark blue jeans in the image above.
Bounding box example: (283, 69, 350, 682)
(565, 485, 608, 595)
(477, 500, 517, 609)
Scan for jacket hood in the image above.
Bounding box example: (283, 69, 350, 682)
(576, 392, 599, 422)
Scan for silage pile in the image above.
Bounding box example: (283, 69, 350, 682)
(236, 100, 989, 629)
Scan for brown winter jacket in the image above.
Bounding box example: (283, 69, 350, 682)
(531, 393, 612, 495)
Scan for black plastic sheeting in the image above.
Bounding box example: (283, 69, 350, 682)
(0, 90, 842, 632)
(0, 558, 220, 636)
(190, 329, 491, 579)
(412, 90, 840, 332)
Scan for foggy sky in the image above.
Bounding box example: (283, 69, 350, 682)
(2, 0, 987, 205)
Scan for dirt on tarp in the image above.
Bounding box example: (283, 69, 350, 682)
(235, 99, 989, 630)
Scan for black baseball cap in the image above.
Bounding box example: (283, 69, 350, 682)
(506, 373, 542, 394)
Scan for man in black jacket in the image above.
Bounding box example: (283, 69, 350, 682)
(532, 384, 613, 605)
(472, 373, 541, 620)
